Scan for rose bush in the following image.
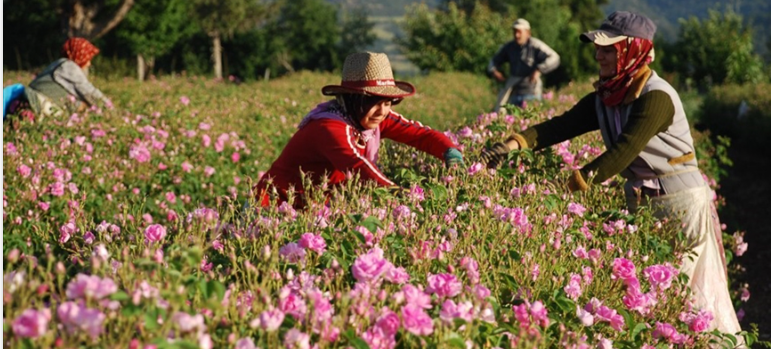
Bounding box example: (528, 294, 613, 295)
(2, 71, 758, 348)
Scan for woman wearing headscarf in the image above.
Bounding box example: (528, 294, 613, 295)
(255, 52, 463, 208)
(480, 11, 743, 339)
(7, 37, 111, 121)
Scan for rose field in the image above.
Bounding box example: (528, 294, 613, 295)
(1, 71, 760, 349)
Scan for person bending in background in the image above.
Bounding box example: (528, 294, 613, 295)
(254, 52, 463, 209)
(5, 37, 112, 123)
(480, 11, 744, 340)
(489, 18, 560, 113)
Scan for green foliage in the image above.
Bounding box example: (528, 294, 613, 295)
(268, 0, 345, 72)
(116, 0, 196, 58)
(190, 0, 269, 38)
(338, 8, 378, 60)
(662, 8, 765, 88)
(397, 3, 511, 74)
(401, 0, 604, 85)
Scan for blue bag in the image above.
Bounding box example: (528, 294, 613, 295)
(3, 83, 26, 120)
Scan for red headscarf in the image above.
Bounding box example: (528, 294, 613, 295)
(61, 38, 100, 68)
(595, 38, 654, 106)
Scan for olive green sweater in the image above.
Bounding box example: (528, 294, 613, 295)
(517, 90, 675, 184)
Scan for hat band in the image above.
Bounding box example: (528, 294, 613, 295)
(341, 79, 396, 88)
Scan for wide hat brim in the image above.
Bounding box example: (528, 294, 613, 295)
(321, 81, 416, 98)
(580, 30, 628, 45)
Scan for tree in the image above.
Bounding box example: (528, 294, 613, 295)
(64, 0, 135, 40)
(190, 0, 275, 79)
(398, 3, 510, 74)
(269, 0, 342, 73)
(421, 0, 606, 85)
(337, 7, 377, 60)
(115, 0, 194, 80)
(662, 8, 764, 87)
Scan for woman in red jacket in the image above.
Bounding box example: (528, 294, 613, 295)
(255, 52, 463, 208)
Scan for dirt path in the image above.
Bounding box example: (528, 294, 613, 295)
(718, 143, 771, 346)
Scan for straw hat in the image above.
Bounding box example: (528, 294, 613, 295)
(321, 52, 415, 98)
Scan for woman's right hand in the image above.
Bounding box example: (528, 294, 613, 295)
(479, 142, 510, 168)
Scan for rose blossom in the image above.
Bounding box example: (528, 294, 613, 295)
(351, 247, 390, 283)
(401, 304, 433, 336)
(12, 308, 50, 338)
(144, 224, 167, 243)
(426, 273, 462, 298)
(298, 233, 326, 254)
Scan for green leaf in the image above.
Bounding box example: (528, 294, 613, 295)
(209, 280, 226, 301)
(428, 184, 448, 202)
(343, 329, 371, 349)
(348, 337, 371, 349)
(444, 332, 466, 348)
(361, 216, 383, 233)
(121, 304, 142, 317)
(631, 322, 648, 340)
(144, 310, 159, 331)
(508, 249, 521, 261)
(110, 290, 130, 301)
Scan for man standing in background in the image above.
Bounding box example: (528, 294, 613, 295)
(489, 18, 560, 113)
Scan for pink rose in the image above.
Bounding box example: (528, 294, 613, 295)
(129, 144, 151, 163)
(352, 247, 389, 283)
(49, 181, 66, 196)
(426, 273, 462, 298)
(259, 308, 285, 331)
(298, 233, 326, 254)
(687, 309, 714, 332)
(401, 284, 432, 309)
(144, 224, 167, 243)
(401, 304, 434, 336)
(278, 289, 307, 320)
(283, 329, 310, 349)
(611, 258, 637, 282)
(235, 338, 257, 349)
(384, 264, 410, 284)
(12, 308, 50, 338)
(17, 165, 31, 178)
(375, 309, 400, 336)
(279, 242, 306, 264)
(567, 202, 586, 217)
(467, 162, 483, 175)
(65, 274, 117, 300)
(643, 264, 679, 290)
(564, 273, 583, 300)
(652, 322, 678, 341)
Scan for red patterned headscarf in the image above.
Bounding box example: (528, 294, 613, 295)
(595, 38, 654, 106)
(61, 38, 100, 68)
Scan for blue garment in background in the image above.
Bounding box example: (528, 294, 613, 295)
(3, 84, 26, 120)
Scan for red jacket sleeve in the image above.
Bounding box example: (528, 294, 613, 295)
(315, 120, 395, 187)
(380, 111, 457, 160)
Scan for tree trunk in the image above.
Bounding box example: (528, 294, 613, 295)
(67, 0, 135, 40)
(211, 32, 223, 79)
(138, 54, 146, 81)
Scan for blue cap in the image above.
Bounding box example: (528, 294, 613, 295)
(580, 11, 657, 45)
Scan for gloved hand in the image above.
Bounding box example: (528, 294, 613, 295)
(444, 148, 464, 167)
(479, 142, 510, 168)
